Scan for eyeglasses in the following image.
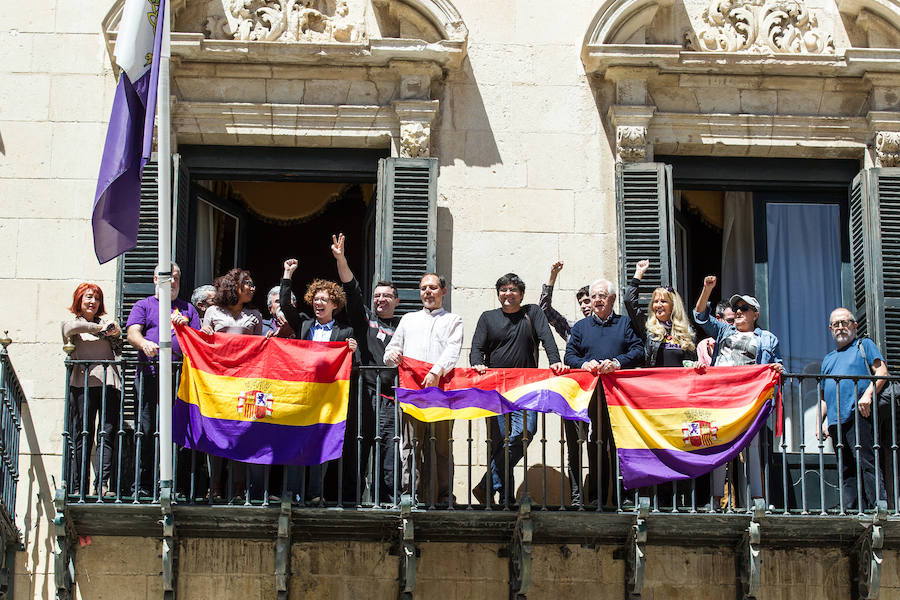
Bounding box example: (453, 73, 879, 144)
(734, 304, 754, 312)
(830, 319, 854, 330)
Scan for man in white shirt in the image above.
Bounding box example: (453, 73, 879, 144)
(384, 273, 463, 504)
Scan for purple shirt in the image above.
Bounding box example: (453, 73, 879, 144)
(126, 296, 201, 371)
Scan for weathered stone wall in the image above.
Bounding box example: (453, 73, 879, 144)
(53, 537, 867, 599)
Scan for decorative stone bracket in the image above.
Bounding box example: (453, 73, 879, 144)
(160, 486, 177, 599)
(608, 105, 655, 163)
(393, 100, 439, 158)
(875, 132, 900, 167)
(53, 486, 75, 600)
(625, 497, 650, 599)
(398, 495, 417, 599)
(275, 497, 292, 600)
(853, 500, 887, 600)
(509, 498, 533, 599)
(738, 498, 765, 599)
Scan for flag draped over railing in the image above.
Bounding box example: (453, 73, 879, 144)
(602, 365, 778, 490)
(397, 357, 595, 422)
(92, 0, 165, 264)
(174, 326, 353, 465)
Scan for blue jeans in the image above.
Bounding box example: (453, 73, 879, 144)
(481, 410, 538, 502)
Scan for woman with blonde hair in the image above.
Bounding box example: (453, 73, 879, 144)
(623, 260, 697, 367)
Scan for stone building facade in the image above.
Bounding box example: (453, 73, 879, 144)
(3, 0, 900, 597)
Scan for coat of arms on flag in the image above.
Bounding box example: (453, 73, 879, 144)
(682, 420, 718, 447)
(237, 391, 274, 420)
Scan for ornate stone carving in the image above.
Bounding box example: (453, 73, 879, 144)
(875, 132, 900, 167)
(399, 121, 430, 158)
(205, 0, 365, 43)
(616, 126, 647, 162)
(694, 0, 834, 54)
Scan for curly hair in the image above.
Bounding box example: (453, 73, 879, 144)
(213, 268, 252, 307)
(645, 287, 696, 352)
(304, 279, 346, 313)
(69, 283, 106, 317)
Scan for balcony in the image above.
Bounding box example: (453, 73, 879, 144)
(1, 334, 23, 598)
(56, 356, 900, 597)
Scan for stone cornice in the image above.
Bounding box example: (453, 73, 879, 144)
(582, 44, 900, 77)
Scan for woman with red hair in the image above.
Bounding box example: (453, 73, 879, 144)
(62, 283, 122, 498)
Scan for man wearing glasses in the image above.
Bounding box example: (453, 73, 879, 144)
(819, 308, 888, 510)
(693, 277, 782, 508)
(564, 279, 644, 507)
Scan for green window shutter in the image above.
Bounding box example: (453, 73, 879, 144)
(117, 160, 160, 324)
(375, 157, 438, 315)
(615, 162, 676, 304)
(849, 167, 900, 366)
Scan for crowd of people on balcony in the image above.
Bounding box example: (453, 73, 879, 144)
(62, 237, 893, 512)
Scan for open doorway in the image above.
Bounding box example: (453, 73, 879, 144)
(188, 179, 374, 317)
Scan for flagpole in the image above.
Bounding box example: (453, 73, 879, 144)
(157, 0, 173, 493)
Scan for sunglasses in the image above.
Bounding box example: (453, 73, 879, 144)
(733, 304, 755, 312)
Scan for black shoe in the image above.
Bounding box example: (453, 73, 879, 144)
(472, 483, 488, 504)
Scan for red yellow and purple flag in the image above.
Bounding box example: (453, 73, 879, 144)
(174, 325, 353, 465)
(397, 357, 595, 422)
(602, 365, 779, 489)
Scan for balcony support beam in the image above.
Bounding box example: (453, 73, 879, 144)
(53, 486, 75, 600)
(508, 497, 532, 599)
(161, 487, 177, 599)
(853, 499, 887, 600)
(398, 494, 417, 599)
(738, 498, 765, 599)
(625, 496, 649, 599)
(275, 497, 292, 599)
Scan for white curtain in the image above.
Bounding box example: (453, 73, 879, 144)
(194, 200, 216, 285)
(721, 191, 755, 297)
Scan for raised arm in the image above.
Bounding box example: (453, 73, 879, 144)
(624, 260, 649, 339)
(332, 233, 368, 333)
(280, 259, 305, 332)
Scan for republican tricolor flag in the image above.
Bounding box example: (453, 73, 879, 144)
(603, 365, 778, 489)
(174, 325, 353, 465)
(397, 357, 595, 422)
(92, 0, 165, 264)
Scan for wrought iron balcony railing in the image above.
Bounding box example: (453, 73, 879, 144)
(0, 331, 24, 596)
(59, 356, 900, 517)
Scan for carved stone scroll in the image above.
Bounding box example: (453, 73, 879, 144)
(694, 0, 834, 54)
(205, 0, 365, 43)
(875, 132, 900, 167)
(617, 126, 648, 163)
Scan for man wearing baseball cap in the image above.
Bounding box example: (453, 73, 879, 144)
(693, 276, 783, 509)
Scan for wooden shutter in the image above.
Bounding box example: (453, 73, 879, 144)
(615, 162, 676, 304)
(173, 154, 192, 291)
(116, 160, 160, 324)
(375, 157, 438, 314)
(849, 168, 900, 366)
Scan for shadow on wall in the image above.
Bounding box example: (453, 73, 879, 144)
(435, 56, 501, 168)
(19, 400, 58, 600)
(515, 464, 572, 507)
(0, 127, 5, 155)
(436, 206, 454, 309)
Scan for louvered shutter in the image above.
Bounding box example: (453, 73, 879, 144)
(375, 157, 438, 314)
(615, 162, 676, 304)
(849, 168, 900, 366)
(173, 154, 192, 290)
(117, 161, 160, 324)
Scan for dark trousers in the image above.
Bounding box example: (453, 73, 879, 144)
(564, 388, 613, 506)
(831, 415, 887, 510)
(134, 373, 159, 494)
(480, 410, 537, 503)
(365, 385, 399, 504)
(69, 385, 120, 495)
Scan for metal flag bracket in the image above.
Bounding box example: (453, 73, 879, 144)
(738, 497, 765, 599)
(854, 499, 886, 600)
(509, 497, 533, 599)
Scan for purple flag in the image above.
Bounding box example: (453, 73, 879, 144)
(92, 0, 165, 264)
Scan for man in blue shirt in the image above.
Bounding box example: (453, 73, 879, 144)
(820, 307, 889, 510)
(564, 278, 643, 507)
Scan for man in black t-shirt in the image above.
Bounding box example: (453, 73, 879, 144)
(331, 233, 402, 503)
(470, 273, 567, 505)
